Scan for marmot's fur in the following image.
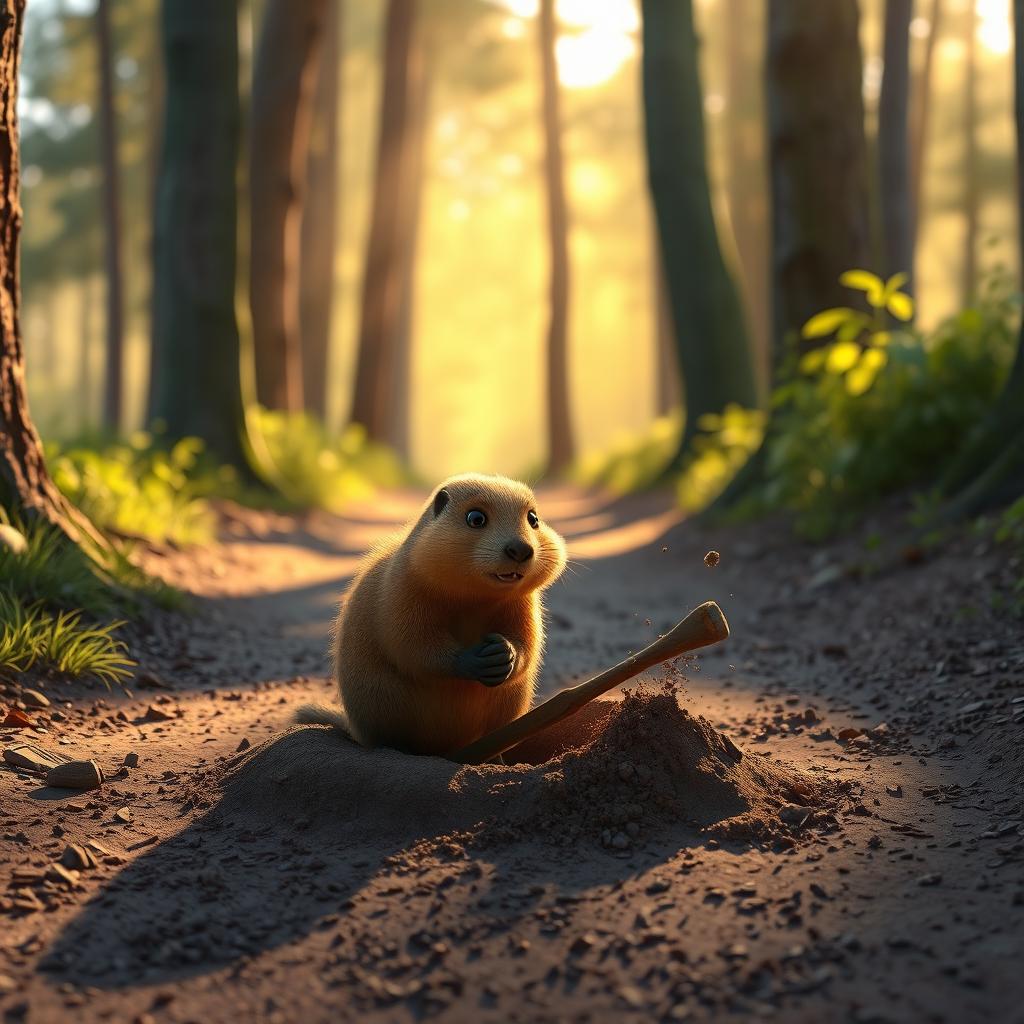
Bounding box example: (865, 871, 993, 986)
(296, 473, 567, 755)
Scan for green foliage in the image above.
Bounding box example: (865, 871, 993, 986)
(748, 271, 1016, 538)
(0, 588, 134, 686)
(572, 413, 680, 493)
(676, 406, 765, 512)
(996, 498, 1024, 607)
(47, 432, 225, 547)
(249, 409, 406, 512)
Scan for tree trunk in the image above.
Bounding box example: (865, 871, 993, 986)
(652, 239, 679, 417)
(962, 0, 978, 304)
(937, 0, 1024, 515)
(299, 0, 340, 422)
(641, 0, 758, 472)
(910, 0, 941, 244)
(149, 1, 249, 469)
(349, 0, 423, 442)
(0, 0, 108, 550)
(385, 56, 430, 461)
(539, 0, 574, 475)
(249, 0, 328, 413)
(878, 0, 914, 293)
(766, 0, 871, 359)
(96, 0, 125, 431)
(724, 0, 770, 386)
(79, 276, 94, 430)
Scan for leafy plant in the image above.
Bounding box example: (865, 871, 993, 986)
(676, 405, 765, 512)
(248, 409, 406, 511)
(747, 270, 1016, 538)
(572, 413, 680, 493)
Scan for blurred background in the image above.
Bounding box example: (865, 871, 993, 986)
(17, 0, 1019, 481)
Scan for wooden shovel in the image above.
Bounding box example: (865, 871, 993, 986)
(449, 600, 729, 765)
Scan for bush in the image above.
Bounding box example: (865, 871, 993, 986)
(746, 270, 1016, 538)
(572, 413, 680, 493)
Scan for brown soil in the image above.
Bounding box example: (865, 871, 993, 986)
(1, 487, 1023, 1023)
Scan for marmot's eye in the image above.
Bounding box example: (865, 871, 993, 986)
(466, 509, 487, 528)
(527, 510, 539, 529)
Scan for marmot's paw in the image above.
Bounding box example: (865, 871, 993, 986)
(455, 633, 516, 687)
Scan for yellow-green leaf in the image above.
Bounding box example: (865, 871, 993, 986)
(886, 291, 914, 321)
(799, 348, 827, 374)
(861, 348, 888, 371)
(825, 341, 861, 374)
(839, 269, 885, 306)
(868, 330, 891, 347)
(802, 307, 855, 339)
(883, 272, 908, 298)
(845, 362, 879, 395)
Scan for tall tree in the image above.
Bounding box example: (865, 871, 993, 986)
(95, 0, 125, 430)
(641, 0, 758, 472)
(148, 1, 249, 469)
(0, 0, 107, 550)
(962, 0, 979, 304)
(299, 0, 340, 422)
(937, 0, 1024, 516)
(539, 0, 574, 474)
(349, 0, 423, 443)
(910, 0, 942, 243)
(878, 0, 914, 293)
(765, 0, 870, 358)
(250, 0, 328, 413)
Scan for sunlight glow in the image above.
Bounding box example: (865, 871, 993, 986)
(556, 27, 636, 88)
(977, 0, 1012, 54)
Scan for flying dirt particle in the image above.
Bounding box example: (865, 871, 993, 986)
(661, 546, 668, 553)
(704, 550, 721, 568)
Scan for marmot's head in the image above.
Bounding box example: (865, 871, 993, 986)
(408, 473, 567, 599)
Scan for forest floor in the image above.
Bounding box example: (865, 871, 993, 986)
(1, 486, 1023, 1024)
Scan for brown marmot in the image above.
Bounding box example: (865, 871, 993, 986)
(296, 473, 567, 756)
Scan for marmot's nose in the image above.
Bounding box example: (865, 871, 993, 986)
(504, 540, 534, 563)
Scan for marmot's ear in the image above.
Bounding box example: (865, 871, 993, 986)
(433, 488, 450, 517)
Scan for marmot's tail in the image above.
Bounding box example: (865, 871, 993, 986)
(294, 703, 351, 736)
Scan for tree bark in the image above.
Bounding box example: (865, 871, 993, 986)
(724, 0, 770, 386)
(79, 276, 94, 430)
(766, 0, 871, 359)
(962, 0, 978, 304)
(149, 1, 249, 469)
(0, 0, 108, 550)
(539, 0, 574, 474)
(652, 239, 679, 417)
(879, 0, 914, 293)
(250, 0, 328, 413)
(641, 0, 758, 471)
(96, 0, 125, 431)
(349, 0, 423, 442)
(299, 0, 340, 422)
(910, 0, 941, 244)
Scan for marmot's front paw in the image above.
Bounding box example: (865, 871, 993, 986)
(454, 633, 516, 687)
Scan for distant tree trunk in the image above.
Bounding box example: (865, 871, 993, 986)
(539, 0, 574, 474)
(878, 0, 914, 294)
(910, 0, 941, 244)
(250, 0, 328, 413)
(349, 0, 422, 442)
(652, 240, 679, 416)
(79, 277, 94, 430)
(0, 0, 108, 550)
(149, 1, 249, 469)
(641, 0, 758, 472)
(143, 11, 164, 425)
(724, 0, 770, 385)
(96, 0, 124, 431)
(937, 0, 1024, 516)
(385, 58, 430, 461)
(962, 0, 979, 304)
(766, 0, 871, 360)
(299, 0, 340, 422)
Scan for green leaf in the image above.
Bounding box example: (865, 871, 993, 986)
(799, 348, 827, 374)
(802, 307, 856, 339)
(882, 272, 909, 298)
(886, 291, 914, 321)
(825, 341, 862, 374)
(839, 269, 885, 306)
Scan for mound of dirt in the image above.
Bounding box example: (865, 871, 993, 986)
(210, 683, 842, 855)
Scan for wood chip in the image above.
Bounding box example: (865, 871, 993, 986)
(3, 743, 71, 774)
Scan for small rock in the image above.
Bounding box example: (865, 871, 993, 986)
(136, 672, 169, 690)
(141, 705, 173, 723)
(703, 550, 720, 568)
(570, 932, 598, 954)
(123, 752, 139, 768)
(837, 727, 864, 741)
(61, 844, 97, 871)
(236, 737, 251, 752)
(113, 806, 132, 824)
(20, 689, 50, 709)
(780, 804, 811, 826)
(917, 873, 942, 887)
(0, 974, 16, 994)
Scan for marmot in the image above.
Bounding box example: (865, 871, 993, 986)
(296, 473, 567, 756)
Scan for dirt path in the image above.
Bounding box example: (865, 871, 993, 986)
(2, 488, 1023, 1024)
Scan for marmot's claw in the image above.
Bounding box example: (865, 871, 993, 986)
(454, 634, 517, 686)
